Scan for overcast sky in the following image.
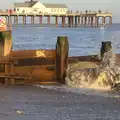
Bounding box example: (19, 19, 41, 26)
(0, 0, 119, 23)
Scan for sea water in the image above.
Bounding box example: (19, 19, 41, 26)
(12, 23, 120, 56)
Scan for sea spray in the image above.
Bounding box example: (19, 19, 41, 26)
(65, 49, 120, 91)
(100, 26, 105, 41)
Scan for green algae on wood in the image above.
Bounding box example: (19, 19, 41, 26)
(55, 36, 69, 84)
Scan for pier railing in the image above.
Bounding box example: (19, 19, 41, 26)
(0, 11, 112, 16)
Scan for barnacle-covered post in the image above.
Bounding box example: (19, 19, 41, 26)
(0, 31, 12, 58)
(55, 36, 69, 84)
(100, 41, 112, 59)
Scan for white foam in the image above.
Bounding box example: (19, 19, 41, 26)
(33, 85, 120, 98)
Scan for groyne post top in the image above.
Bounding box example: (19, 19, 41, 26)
(100, 41, 112, 58)
(0, 31, 12, 58)
(55, 36, 69, 84)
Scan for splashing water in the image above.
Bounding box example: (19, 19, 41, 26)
(111, 31, 120, 53)
(65, 49, 120, 91)
(100, 25, 105, 41)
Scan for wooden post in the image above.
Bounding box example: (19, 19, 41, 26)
(55, 16, 58, 27)
(0, 31, 12, 58)
(13, 16, 18, 25)
(5, 78, 10, 87)
(84, 17, 87, 27)
(25, 16, 26, 24)
(78, 17, 80, 25)
(32, 16, 34, 24)
(71, 16, 74, 27)
(10, 62, 14, 86)
(8, 16, 10, 26)
(55, 36, 69, 84)
(5, 62, 14, 87)
(102, 16, 106, 25)
(14, 16, 16, 24)
(5, 16, 8, 24)
(47, 16, 50, 25)
(81, 16, 83, 25)
(0, 31, 12, 87)
(88, 16, 90, 27)
(23, 16, 26, 24)
(69, 16, 72, 27)
(95, 16, 99, 27)
(23, 16, 24, 25)
(9, 16, 12, 26)
(31, 16, 34, 24)
(109, 16, 112, 25)
(68, 16, 70, 27)
(5, 63, 9, 87)
(14, 16, 18, 25)
(100, 41, 112, 59)
(39, 15, 42, 24)
(62, 16, 65, 27)
(16, 16, 18, 24)
(91, 16, 93, 27)
(75, 16, 77, 27)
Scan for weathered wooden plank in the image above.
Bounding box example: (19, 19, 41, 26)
(68, 55, 100, 63)
(13, 58, 55, 66)
(14, 65, 55, 82)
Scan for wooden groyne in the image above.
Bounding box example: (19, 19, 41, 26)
(0, 31, 70, 86)
(0, 11, 112, 27)
(1, 30, 119, 87)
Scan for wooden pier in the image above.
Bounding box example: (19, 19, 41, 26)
(0, 11, 112, 27)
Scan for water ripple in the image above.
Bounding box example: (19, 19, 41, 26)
(12, 24, 120, 56)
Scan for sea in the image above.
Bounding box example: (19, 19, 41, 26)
(12, 23, 120, 56)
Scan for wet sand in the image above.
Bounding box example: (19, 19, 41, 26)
(0, 85, 120, 120)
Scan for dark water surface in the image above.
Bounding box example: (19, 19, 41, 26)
(12, 23, 120, 56)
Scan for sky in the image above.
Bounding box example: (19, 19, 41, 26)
(0, 0, 119, 23)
